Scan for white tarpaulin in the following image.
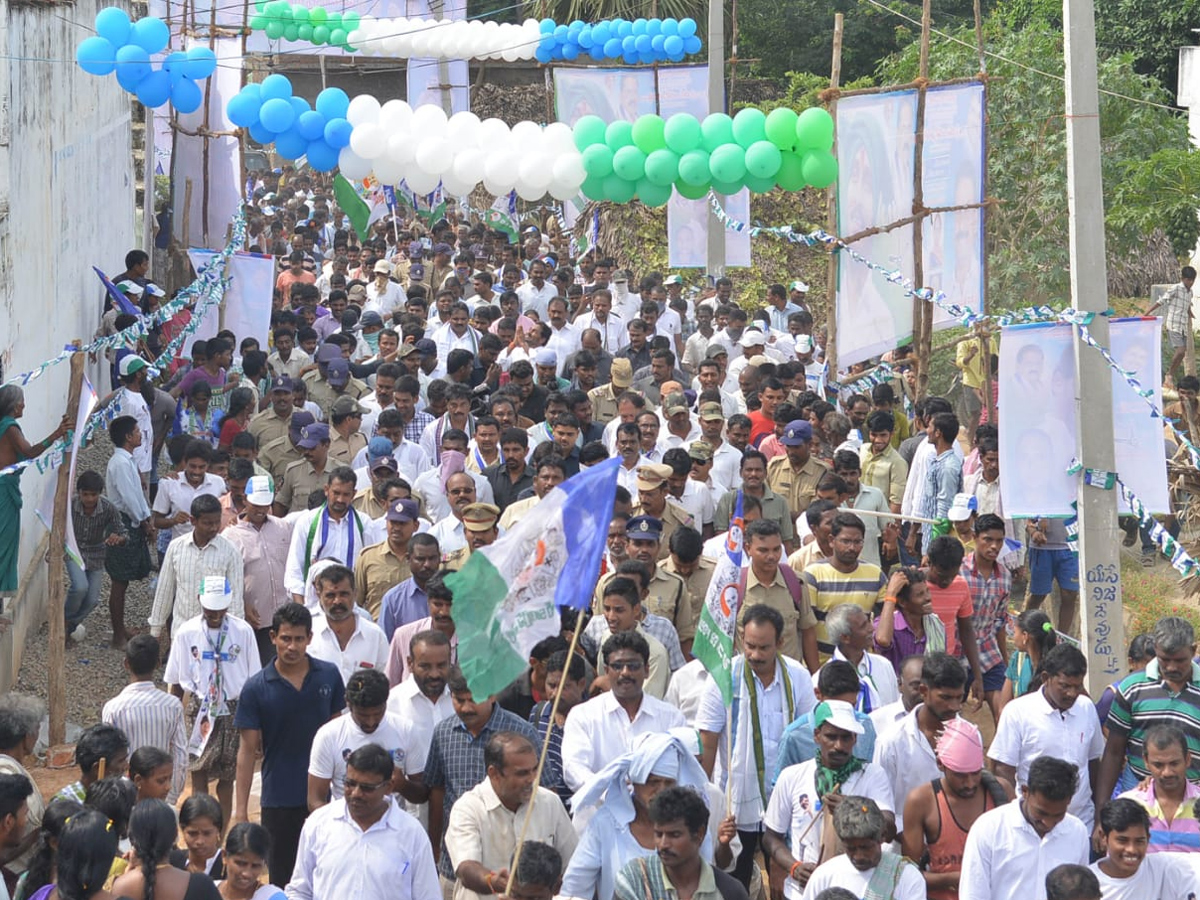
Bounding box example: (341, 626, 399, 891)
(185, 251, 277, 356)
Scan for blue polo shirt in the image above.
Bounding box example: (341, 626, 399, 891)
(234, 655, 345, 808)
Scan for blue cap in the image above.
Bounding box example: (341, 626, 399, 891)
(367, 436, 395, 462)
(288, 410, 316, 442)
(296, 423, 330, 449)
(414, 338, 437, 356)
(326, 358, 350, 386)
(269, 375, 293, 393)
(781, 419, 813, 446)
(317, 343, 343, 363)
(626, 515, 663, 541)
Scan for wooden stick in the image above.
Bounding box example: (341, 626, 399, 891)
(850, 507, 941, 526)
(48, 349, 87, 746)
(830, 75, 987, 100)
(912, 0, 933, 400)
(508, 609, 585, 885)
(825, 14, 844, 382)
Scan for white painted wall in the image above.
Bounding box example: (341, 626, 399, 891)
(1178, 44, 1200, 270)
(0, 0, 135, 689)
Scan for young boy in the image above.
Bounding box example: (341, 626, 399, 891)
(67, 471, 126, 643)
(1090, 798, 1194, 898)
(51, 723, 130, 803)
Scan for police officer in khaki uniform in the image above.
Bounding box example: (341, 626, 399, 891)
(766, 418, 829, 526)
(593, 515, 690, 642)
(587, 358, 633, 425)
(258, 410, 314, 483)
(305, 353, 370, 421)
(630, 463, 696, 561)
(273, 423, 332, 516)
(248, 377, 296, 449)
(661, 523, 715, 655)
(442, 502, 500, 571)
(329, 395, 369, 466)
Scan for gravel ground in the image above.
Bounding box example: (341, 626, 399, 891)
(15, 428, 158, 730)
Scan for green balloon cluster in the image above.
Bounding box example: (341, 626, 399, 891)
(572, 105, 838, 206)
(249, 1, 359, 51)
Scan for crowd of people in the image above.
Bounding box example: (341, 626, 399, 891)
(0, 168, 1196, 900)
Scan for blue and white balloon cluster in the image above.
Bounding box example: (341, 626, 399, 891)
(226, 75, 352, 172)
(75, 7, 216, 112)
(534, 16, 701, 64)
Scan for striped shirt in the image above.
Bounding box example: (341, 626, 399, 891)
(1107, 661, 1200, 781)
(1118, 780, 1200, 852)
(405, 410, 435, 444)
(960, 554, 1010, 672)
(149, 532, 245, 635)
(71, 496, 126, 570)
(530, 702, 570, 806)
(801, 561, 887, 656)
(101, 681, 189, 803)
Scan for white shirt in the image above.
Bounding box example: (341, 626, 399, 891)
(1089, 854, 1194, 900)
(664, 480, 714, 528)
(988, 689, 1105, 829)
(164, 613, 261, 700)
(387, 679, 454, 770)
(516, 280, 558, 320)
(657, 419, 703, 453)
(106, 447, 152, 523)
(365, 279, 407, 317)
(101, 682, 189, 804)
(285, 796, 440, 900)
(120, 387, 154, 474)
(546, 323, 583, 376)
(149, 532, 245, 635)
(574, 311, 627, 352)
(710, 441, 744, 494)
(309, 610, 390, 685)
(350, 439, 430, 485)
(682, 330, 713, 373)
(663, 659, 712, 729)
(433, 322, 482, 365)
(829, 649, 900, 711)
(152, 472, 227, 540)
(284, 507, 368, 597)
(874, 706, 951, 829)
(800, 854, 926, 900)
(308, 711, 425, 800)
(845, 484, 889, 568)
(429, 516, 467, 554)
(959, 800, 1089, 900)
(411, 467, 494, 524)
(560, 691, 687, 791)
(766, 759, 894, 897)
(868, 700, 909, 741)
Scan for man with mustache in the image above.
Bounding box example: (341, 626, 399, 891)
(308, 563, 390, 686)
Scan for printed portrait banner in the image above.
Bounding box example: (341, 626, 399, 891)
(998, 318, 1168, 517)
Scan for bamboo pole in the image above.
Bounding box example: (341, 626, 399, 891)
(912, 0, 933, 399)
(824, 14, 844, 384)
(47, 348, 87, 746)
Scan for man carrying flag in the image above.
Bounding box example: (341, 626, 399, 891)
(692, 495, 816, 893)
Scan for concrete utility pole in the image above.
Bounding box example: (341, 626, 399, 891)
(1064, 0, 1126, 694)
(705, 0, 725, 278)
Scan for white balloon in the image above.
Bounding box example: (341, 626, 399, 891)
(386, 133, 415, 165)
(482, 175, 510, 197)
(516, 181, 546, 202)
(349, 122, 386, 159)
(519, 154, 553, 191)
(446, 111, 481, 145)
(347, 27, 365, 48)
(346, 95, 381, 127)
(440, 174, 474, 197)
(500, 46, 519, 63)
(411, 104, 448, 137)
(484, 152, 519, 191)
(453, 147, 486, 184)
(552, 153, 586, 187)
(337, 147, 372, 181)
(415, 138, 452, 175)
(542, 122, 575, 152)
(478, 118, 510, 151)
(379, 99, 413, 132)
(510, 120, 543, 148)
(371, 157, 406, 186)
(405, 168, 440, 194)
(549, 181, 579, 202)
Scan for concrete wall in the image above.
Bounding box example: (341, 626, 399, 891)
(0, 0, 135, 690)
(1178, 45, 1200, 270)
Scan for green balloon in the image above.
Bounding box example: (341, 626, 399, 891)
(664, 114, 702, 154)
(732, 108, 767, 149)
(612, 145, 647, 182)
(631, 115, 666, 154)
(343, 11, 360, 29)
(265, 19, 285, 38)
(284, 23, 300, 40)
(581, 174, 606, 201)
(606, 120, 634, 150)
(291, 4, 309, 23)
(329, 27, 347, 46)
(311, 24, 329, 42)
(745, 140, 783, 179)
(250, 14, 267, 29)
(603, 174, 636, 204)
(700, 113, 734, 153)
(574, 115, 608, 151)
(709, 144, 746, 184)
(275, 2, 293, 20)
(710, 178, 743, 196)
(765, 107, 799, 150)
(801, 149, 838, 188)
(677, 150, 711, 186)
(637, 178, 672, 207)
(744, 172, 776, 194)
(298, 22, 313, 40)
(674, 180, 709, 200)
(775, 151, 805, 191)
(582, 144, 615, 178)
(309, 5, 328, 22)
(796, 107, 835, 152)
(644, 149, 680, 187)
(326, 12, 342, 30)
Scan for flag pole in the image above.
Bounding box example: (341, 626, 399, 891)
(508, 607, 586, 886)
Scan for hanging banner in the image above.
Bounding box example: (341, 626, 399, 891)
(185, 251, 277, 354)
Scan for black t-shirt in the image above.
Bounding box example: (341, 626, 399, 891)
(168, 847, 225, 881)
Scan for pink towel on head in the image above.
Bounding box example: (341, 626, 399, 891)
(440, 449, 466, 491)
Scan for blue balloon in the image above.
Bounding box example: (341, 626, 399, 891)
(553, 24, 568, 41)
(226, 89, 262, 126)
(663, 35, 684, 56)
(115, 45, 151, 90)
(76, 36, 117, 76)
(535, 46, 552, 63)
(632, 18, 647, 35)
(259, 97, 296, 133)
(315, 87, 349, 119)
(683, 34, 702, 53)
(136, 68, 172, 107)
(95, 7, 132, 46)
(183, 46, 217, 80)
(539, 17, 554, 33)
(662, 18, 678, 35)
(130, 17, 170, 54)
(603, 38, 621, 57)
(171, 78, 203, 113)
(323, 116, 352, 148)
(274, 128, 308, 159)
(622, 35, 636, 53)
(588, 44, 605, 60)
(647, 18, 661, 35)
(538, 35, 556, 52)
(578, 25, 593, 48)
(306, 139, 339, 172)
(635, 34, 651, 52)
(623, 50, 637, 64)
(593, 22, 609, 43)
(296, 109, 326, 140)
(617, 20, 632, 37)
(679, 17, 698, 37)
(259, 73, 292, 101)
(162, 49, 187, 80)
(567, 21, 583, 39)
(289, 96, 310, 119)
(638, 50, 653, 64)
(247, 121, 276, 144)
(562, 42, 579, 60)
(651, 34, 665, 52)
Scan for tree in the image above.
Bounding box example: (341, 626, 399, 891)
(517, 0, 704, 22)
(877, 15, 1195, 304)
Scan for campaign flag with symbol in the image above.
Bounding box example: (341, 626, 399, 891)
(693, 491, 745, 705)
(484, 191, 519, 241)
(94, 267, 141, 317)
(446, 457, 620, 701)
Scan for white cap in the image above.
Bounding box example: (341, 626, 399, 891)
(534, 348, 557, 367)
(118, 355, 149, 378)
(794, 334, 814, 354)
(948, 493, 978, 522)
(144, 283, 167, 298)
(814, 699, 865, 735)
(738, 330, 766, 348)
(789, 280, 810, 293)
(115, 279, 144, 296)
(198, 576, 231, 611)
(245, 475, 275, 506)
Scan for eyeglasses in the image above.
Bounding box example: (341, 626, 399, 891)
(607, 659, 646, 673)
(344, 777, 388, 793)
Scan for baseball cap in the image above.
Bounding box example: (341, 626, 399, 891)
(386, 498, 419, 522)
(144, 283, 167, 298)
(288, 411, 316, 443)
(367, 436, 395, 462)
(269, 376, 293, 393)
(698, 402, 724, 421)
(396, 343, 417, 358)
(118, 355, 148, 378)
(330, 395, 368, 417)
(705, 344, 728, 359)
(948, 493, 978, 522)
(626, 514, 663, 541)
(198, 575, 232, 611)
(636, 463, 673, 493)
(738, 330, 766, 348)
(461, 502, 500, 531)
(432, 242, 453, 255)
(326, 359, 350, 387)
(688, 440, 714, 462)
(408, 240, 424, 258)
(244, 475, 275, 506)
(414, 339, 438, 357)
(296, 423, 330, 449)
(610, 358, 633, 388)
(373, 260, 392, 275)
(371, 455, 398, 475)
(781, 420, 813, 445)
(813, 699, 864, 735)
(317, 343, 343, 363)
(348, 283, 368, 303)
(790, 280, 810, 293)
(115, 279, 144, 296)
(664, 392, 689, 417)
(360, 310, 385, 329)
(664, 275, 683, 286)
(794, 334, 814, 354)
